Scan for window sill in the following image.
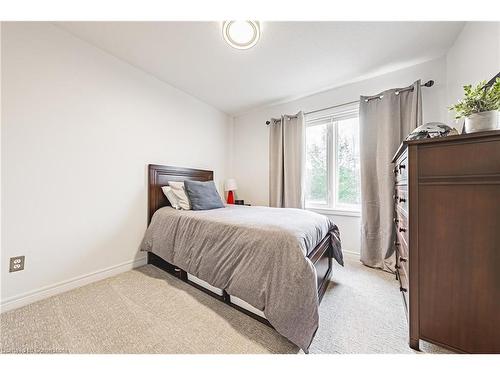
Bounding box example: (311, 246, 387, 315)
(306, 207, 361, 217)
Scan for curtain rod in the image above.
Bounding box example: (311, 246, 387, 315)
(266, 79, 434, 125)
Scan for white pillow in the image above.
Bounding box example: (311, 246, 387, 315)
(161, 186, 181, 210)
(167, 181, 191, 210)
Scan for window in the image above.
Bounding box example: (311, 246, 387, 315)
(305, 104, 360, 213)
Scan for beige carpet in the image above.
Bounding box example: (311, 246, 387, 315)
(0, 254, 450, 354)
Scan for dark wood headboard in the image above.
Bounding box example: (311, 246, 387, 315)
(148, 164, 213, 224)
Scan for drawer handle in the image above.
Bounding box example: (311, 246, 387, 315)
(394, 218, 399, 223)
(399, 257, 407, 263)
(399, 197, 406, 203)
(399, 227, 407, 233)
(399, 164, 406, 171)
(400, 287, 407, 293)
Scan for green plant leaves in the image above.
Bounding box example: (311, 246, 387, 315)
(449, 78, 500, 119)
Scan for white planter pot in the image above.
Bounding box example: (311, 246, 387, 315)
(464, 110, 499, 133)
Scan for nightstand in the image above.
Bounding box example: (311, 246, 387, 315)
(234, 200, 250, 206)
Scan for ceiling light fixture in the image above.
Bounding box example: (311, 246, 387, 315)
(222, 21, 260, 50)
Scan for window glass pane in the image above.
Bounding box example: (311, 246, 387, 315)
(305, 122, 328, 205)
(336, 117, 360, 207)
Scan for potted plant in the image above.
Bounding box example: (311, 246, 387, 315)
(449, 78, 500, 133)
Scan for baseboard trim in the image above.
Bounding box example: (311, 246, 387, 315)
(0, 256, 147, 313)
(343, 249, 360, 257)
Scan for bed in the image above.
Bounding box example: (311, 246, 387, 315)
(140, 164, 343, 352)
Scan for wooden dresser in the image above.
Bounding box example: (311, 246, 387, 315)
(392, 129, 500, 354)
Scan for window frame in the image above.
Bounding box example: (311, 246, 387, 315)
(304, 103, 361, 216)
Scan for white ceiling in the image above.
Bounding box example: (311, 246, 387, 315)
(57, 22, 464, 115)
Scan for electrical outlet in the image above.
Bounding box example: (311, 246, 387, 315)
(9, 256, 25, 272)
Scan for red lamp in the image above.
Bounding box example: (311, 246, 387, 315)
(224, 178, 238, 204)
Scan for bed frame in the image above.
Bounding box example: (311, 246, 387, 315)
(146, 164, 333, 327)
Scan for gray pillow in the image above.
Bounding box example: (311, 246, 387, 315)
(184, 180, 225, 210)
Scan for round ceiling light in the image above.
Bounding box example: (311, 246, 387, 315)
(222, 21, 260, 50)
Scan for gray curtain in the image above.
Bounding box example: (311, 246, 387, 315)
(359, 80, 422, 271)
(269, 112, 305, 208)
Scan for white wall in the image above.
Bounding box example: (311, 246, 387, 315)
(1, 22, 231, 309)
(231, 57, 448, 254)
(446, 22, 500, 126)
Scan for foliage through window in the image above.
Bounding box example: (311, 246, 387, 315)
(305, 105, 360, 212)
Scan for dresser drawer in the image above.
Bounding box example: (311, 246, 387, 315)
(396, 224, 409, 252)
(418, 140, 500, 178)
(398, 268, 409, 319)
(394, 153, 408, 183)
(394, 186, 408, 214)
(395, 233, 408, 260)
(395, 209, 409, 247)
(398, 258, 409, 291)
(395, 234, 409, 275)
(398, 248, 409, 276)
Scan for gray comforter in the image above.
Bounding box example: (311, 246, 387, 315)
(140, 205, 342, 352)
